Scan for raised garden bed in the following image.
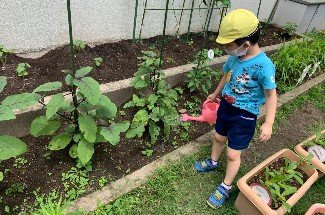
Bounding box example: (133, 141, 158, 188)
(0, 23, 300, 101)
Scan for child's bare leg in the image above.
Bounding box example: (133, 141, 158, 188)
(224, 147, 241, 185)
(211, 132, 227, 161)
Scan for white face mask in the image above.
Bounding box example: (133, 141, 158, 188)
(225, 42, 249, 57)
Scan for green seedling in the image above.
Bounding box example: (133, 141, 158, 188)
(94, 57, 103, 67)
(73, 39, 86, 51)
(0, 44, 12, 70)
(142, 149, 153, 157)
(16, 63, 31, 77)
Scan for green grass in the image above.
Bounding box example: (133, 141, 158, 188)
(89, 84, 325, 215)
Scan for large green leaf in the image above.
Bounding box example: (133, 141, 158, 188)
(2, 93, 38, 109)
(100, 121, 130, 145)
(149, 121, 160, 144)
(48, 132, 72, 150)
(77, 138, 94, 165)
(0, 76, 7, 94)
(132, 109, 149, 125)
(32, 82, 62, 93)
(0, 136, 27, 161)
(30, 116, 60, 137)
(69, 144, 78, 158)
(130, 77, 148, 89)
(96, 95, 117, 119)
(46, 94, 66, 119)
(126, 124, 145, 138)
(73, 77, 100, 105)
(75, 66, 93, 78)
(0, 105, 15, 121)
(65, 74, 74, 86)
(78, 114, 97, 143)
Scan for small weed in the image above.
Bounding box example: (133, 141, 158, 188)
(98, 176, 108, 188)
(13, 157, 28, 168)
(5, 183, 26, 197)
(94, 57, 103, 67)
(119, 110, 126, 116)
(62, 167, 89, 201)
(0, 44, 12, 70)
(142, 149, 153, 157)
(16, 63, 31, 77)
(73, 39, 86, 51)
(186, 39, 194, 46)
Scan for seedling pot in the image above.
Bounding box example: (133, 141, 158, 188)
(305, 203, 325, 215)
(294, 129, 325, 179)
(235, 149, 318, 215)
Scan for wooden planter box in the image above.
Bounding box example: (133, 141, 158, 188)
(235, 149, 318, 215)
(294, 129, 325, 179)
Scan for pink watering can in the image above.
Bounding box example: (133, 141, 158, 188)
(181, 98, 220, 124)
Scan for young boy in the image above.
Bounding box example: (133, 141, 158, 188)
(194, 9, 277, 209)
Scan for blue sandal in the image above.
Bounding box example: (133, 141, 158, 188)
(194, 159, 219, 172)
(206, 184, 231, 209)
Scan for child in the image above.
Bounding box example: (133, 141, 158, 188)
(194, 9, 277, 209)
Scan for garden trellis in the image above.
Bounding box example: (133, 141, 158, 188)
(133, 0, 230, 71)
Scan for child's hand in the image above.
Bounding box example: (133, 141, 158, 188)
(207, 93, 218, 102)
(258, 122, 273, 142)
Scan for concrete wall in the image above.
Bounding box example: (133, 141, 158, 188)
(0, 0, 276, 53)
(272, 0, 325, 33)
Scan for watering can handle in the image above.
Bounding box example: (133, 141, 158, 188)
(203, 98, 221, 107)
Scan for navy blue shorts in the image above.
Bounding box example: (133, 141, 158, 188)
(215, 98, 257, 150)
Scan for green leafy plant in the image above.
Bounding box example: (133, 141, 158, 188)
(5, 182, 26, 197)
(13, 157, 28, 168)
(16, 63, 31, 77)
(34, 195, 67, 215)
(124, 50, 179, 145)
(98, 176, 108, 188)
(0, 76, 28, 182)
(62, 167, 89, 201)
(260, 158, 305, 212)
(142, 149, 153, 157)
(94, 57, 103, 67)
(185, 49, 222, 95)
(25, 2, 130, 167)
(271, 38, 324, 93)
(73, 39, 86, 51)
(282, 22, 298, 36)
(0, 44, 12, 70)
(304, 131, 325, 147)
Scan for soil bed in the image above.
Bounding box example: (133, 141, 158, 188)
(0, 23, 299, 101)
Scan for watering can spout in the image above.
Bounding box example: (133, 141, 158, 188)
(180, 98, 220, 124)
(181, 114, 206, 122)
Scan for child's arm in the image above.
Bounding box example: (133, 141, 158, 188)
(259, 88, 277, 142)
(208, 73, 227, 101)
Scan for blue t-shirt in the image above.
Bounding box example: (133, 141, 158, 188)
(222, 52, 276, 115)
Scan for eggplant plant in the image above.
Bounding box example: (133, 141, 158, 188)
(0, 76, 28, 182)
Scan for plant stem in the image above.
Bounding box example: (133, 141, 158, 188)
(67, 0, 79, 133)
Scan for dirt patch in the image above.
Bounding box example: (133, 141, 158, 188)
(242, 101, 325, 168)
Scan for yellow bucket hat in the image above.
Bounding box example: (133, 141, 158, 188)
(216, 9, 259, 44)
